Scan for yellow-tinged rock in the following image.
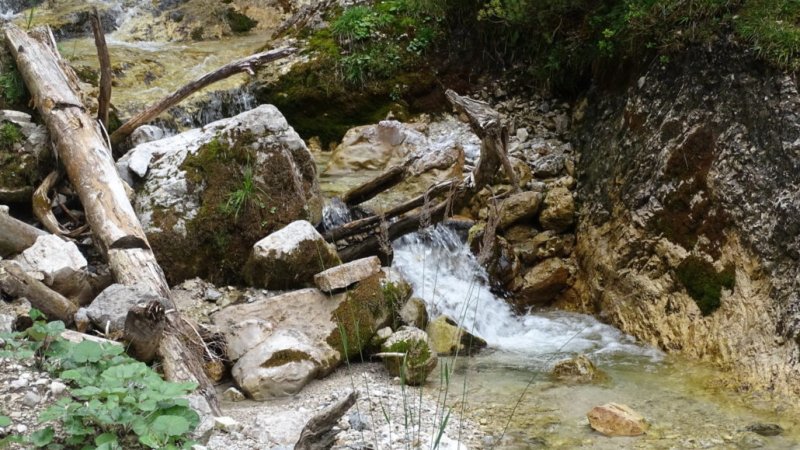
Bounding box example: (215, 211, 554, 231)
(587, 403, 648, 436)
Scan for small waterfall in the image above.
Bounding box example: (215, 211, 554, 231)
(323, 198, 352, 230)
(392, 225, 661, 368)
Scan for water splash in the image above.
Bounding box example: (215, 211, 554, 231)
(322, 198, 352, 230)
(392, 225, 661, 369)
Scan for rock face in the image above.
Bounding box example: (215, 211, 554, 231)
(381, 326, 437, 386)
(515, 258, 575, 308)
(244, 220, 341, 290)
(119, 105, 323, 284)
(572, 43, 800, 394)
(587, 403, 648, 437)
(313, 256, 381, 293)
(426, 316, 487, 356)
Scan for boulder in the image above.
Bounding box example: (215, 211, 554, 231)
(498, 191, 544, 229)
(587, 403, 648, 436)
(399, 297, 429, 329)
(539, 187, 575, 232)
(0, 110, 49, 203)
(502, 224, 539, 244)
(515, 258, 574, 307)
(13, 235, 88, 299)
(381, 326, 437, 385)
(244, 220, 341, 290)
(85, 283, 165, 334)
(313, 256, 381, 293)
(232, 329, 328, 399)
(513, 231, 575, 265)
(551, 355, 608, 383)
(426, 316, 487, 356)
(530, 150, 566, 179)
(118, 105, 323, 285)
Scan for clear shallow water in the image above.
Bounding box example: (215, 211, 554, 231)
(390, 225, 800, 449)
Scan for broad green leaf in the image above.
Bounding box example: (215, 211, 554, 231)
(94, 433, 118, 446)
(0, 415, 10, 427)
(137, 433, 161, 449)
(149, 415, 191, 437)
(71, 341, 105, 363)
(30, 427, 54, 446)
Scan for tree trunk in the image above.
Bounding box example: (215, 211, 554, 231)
(0, 260, 78, 325)
(0, 207, 47, 257)
(4, 24, 220, 415)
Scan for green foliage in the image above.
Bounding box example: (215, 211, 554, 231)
(735, 0, 800, 71)
(0, 122, 24, 150)
(226, 8, 258, 33)
(311, 0, 443, 86)
(0, 311, 199, 449)
(0, 67, 27, 107)
(224, 165, 267, 219)
(675, 256, 735, 316)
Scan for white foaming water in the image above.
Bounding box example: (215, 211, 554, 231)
(392, 225, 661, 368)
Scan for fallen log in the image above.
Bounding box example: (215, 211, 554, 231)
(109, 46, 296, 149)
(0, 260, 78, 325)
(0, 206, 47, 257)
(325, 179, 457, 242)
(295, 391, 358, 450)
(342, 164, 407, 206)
(4, 24, 220, 415)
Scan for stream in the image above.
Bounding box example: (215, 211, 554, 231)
(390, 225, 800, 449)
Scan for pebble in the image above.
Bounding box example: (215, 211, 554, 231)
(15, 424, 27, 434)
(22, 391, 41, 407)
(214, 416, 242, 433)
(348, 412, 370, 431)
(49, 381, 67, 396)
(222, 387, 245, 402)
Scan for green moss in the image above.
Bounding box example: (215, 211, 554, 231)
(73, 65, 99, 86)
(261, 350, 313, 368)
(242, 237, 341, 290)
(326, 272, 402, 361)
(0, 123, 24, 149)
(675, 256, 735, 316)
(150, 130, 316, 285)
(0, 121, 45, 192)
(226, 8, 258, 33)
(0, 61, 28, 109)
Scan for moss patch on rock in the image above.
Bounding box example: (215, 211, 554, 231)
(225, 8, 258, 33)
(0, 121, 45, 192)
(242, 235, 341, 290)
(151, 131, 315, 285)
(261, 349, 313, 368)
(675, 256, 735, 316)
(326, 272, 409, 361)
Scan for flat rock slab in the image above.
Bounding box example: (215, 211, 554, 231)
(314, 256, 381, 292)
(587, 403, 648, 436)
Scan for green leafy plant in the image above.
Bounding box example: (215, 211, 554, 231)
(0, 122, 24, 149)
(0, 311, 200, 449)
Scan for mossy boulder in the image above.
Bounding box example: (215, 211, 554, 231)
(326, 268, 412, 362)
(119, 105, 323, 285)
(243, 220, 341, 290)
(426, 315, 487, 356)
(381, 326, 437, 386)
(0, 111, 50, 203)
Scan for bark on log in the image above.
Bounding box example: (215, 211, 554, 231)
(445, 89, 520, 193)
(295, 391, 358, 450)
(325, 179, 457, 242)
(0, 260, 77, 325)
(0, 207, 47, 257)
(124, 300, 166, 363)
(90, 8, 111, 128)
(338, 199, 451, 262)
(342, 165, 406, 206)
(4, 24, 220, 415)
(109, 47, 296, 149)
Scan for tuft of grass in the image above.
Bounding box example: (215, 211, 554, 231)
(223, 165, 266, 220)
(0, 122, 24, 149)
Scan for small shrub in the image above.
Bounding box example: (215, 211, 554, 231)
(0, 311, 200, 449)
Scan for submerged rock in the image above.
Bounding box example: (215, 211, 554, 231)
(243, 220, 340, 290)
(120, 105, 323, 285)
(587, 403, 648, 437)
(551, 355, 607, 383)
(313, 256, 381, 293)
(426, 316, 487, 356)
(745, 423, 783, 437)
(381, 326, 437, 386)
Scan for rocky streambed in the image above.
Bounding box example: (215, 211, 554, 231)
(1, 0, 800, 449)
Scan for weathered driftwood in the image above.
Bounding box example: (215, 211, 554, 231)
(124, 300, 165, 363)
(338, 199, 451, 262)
(445, 89, 520, 193)
(325, 179, 457, 242)
(4, 24, 220, 415)
(0, 206, 47, 257)
(90, 8, 111, 128)
(61, 329, 123, 346)
(295, 391, 358, 450)
(32, 170, 88, 238)
(0, 260, 78, 325)
(109, 47, 296, 148)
